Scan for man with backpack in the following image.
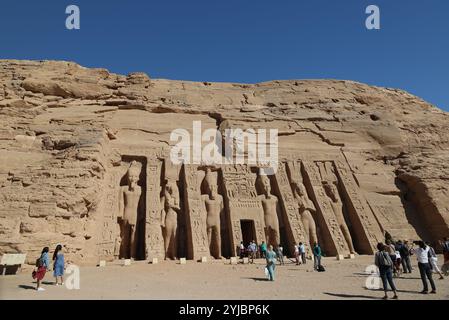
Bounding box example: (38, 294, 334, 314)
(374, 243, 398, 299)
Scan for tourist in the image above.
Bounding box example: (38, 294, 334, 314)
(53, 244, 65, 286)
(248, 241, 257, 264)
(265, 245, 277, 281)
(313, 242, 322, 271)
(260, 241, 267, 259)
(399, 240, 412, 273)
(393, 241, 403, 276)
(385, 240, 398, 276)
(294, 244, 300, 265)
(239, 241, 245, 259)
(426, 241, 445, 279)
(413, 241, 436, 294)
(374, 243, 398, 300)
(440, 237, 449, 276)
(299, 242, 306, 265)
(33, 247, 50, 291)
(276, 244, 284, 265)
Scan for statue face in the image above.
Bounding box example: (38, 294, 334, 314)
(325, 183, 338, 201)
(261, 176, 271, 194)
(298, 184, 306, 196)
(128, 172, 139, 185)
(209, 183, 218, 198)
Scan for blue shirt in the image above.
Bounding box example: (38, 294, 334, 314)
(266, 250, 277, 265)
(313, 245, 321, 257)
(40, 252, 50, 268)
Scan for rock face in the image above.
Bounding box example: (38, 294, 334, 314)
(0, 60, 448, 265)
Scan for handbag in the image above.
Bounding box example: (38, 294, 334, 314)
(264, 267, 269, 279)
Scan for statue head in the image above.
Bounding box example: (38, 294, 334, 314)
(204, 168, 218, 199)
(164, 181, 179, 206)
(291, 179, 306, 197)
(323, 182, 338, 201)
(127, 161, 141, 189)
(259, 173, 271, 195)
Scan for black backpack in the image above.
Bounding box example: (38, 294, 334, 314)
(317, 265, 325, 272)
(35, 256, 44, 268)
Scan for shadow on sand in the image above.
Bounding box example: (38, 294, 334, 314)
(242, 277, 270, 282)
(323, 292, 381, 300)
(18, 285, 36, 290)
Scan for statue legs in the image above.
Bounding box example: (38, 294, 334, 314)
(130, 224, 137, 259)
(164, 221, 178, 260)
(207, 225, 222, 259)
(301, 210, 317, 247)
(265, 226, 280, 248)
(340, 224, 355, 253)
(119, 221, 129, 258)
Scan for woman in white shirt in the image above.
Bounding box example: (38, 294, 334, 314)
(413, 241, 436, 294)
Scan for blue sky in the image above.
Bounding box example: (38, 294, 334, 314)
(1, 0, 448, 111)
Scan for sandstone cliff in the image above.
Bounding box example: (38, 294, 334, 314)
(0, 60, 448, 265)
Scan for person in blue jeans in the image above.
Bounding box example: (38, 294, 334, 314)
(265, 245, 277, 281)
(52, 244, 65, 286)
(313, 242, 322, 270)
(375, 243, 398, 299)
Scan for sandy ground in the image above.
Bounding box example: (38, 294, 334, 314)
(1, 255, 448, 300)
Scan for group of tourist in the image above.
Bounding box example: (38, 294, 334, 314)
(374, 237, 449, 299)
(238, 240, 325, 281)
(33, 244, 65, 291)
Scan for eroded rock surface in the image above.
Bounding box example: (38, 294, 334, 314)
(1, 60, 448, 265)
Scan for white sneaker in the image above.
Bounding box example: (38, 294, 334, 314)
(37, 287, 45, 291)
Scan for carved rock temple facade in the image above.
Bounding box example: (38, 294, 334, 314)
(1, 60, 448, 265)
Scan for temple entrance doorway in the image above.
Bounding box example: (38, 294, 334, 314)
(240, 220, 256, 248)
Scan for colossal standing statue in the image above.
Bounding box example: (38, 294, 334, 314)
(161, 182, 180, 260)
(291, 179, 318, 248)
(118, 161, 142, 259)
(324, 182, 356, 254)
(258, 173, 280, 247)
(202, 168, 224, 259)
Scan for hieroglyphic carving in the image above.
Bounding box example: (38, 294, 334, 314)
(334, 160, 383, 254)
(317, 161, 357, 254)
(184, 165, 209, 260)
(232, 220, 243, 247)
(97, 170, 121, 259)
(221, 165, 265, 256)
(145, 160, 164, 260)
(301, 160, 350, 256)
(274, 162, 307, 252)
